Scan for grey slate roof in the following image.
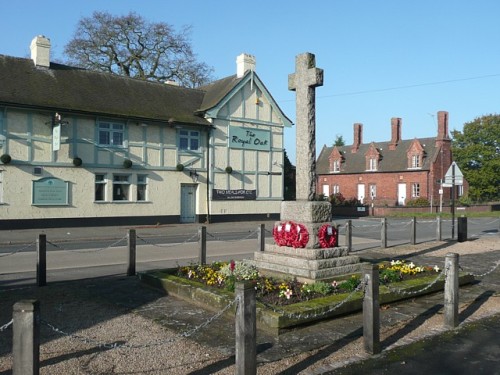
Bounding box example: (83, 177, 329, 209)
(0, 55, 211, 126)
(196, 74, 243, 113)
(317, 137, 439, 174)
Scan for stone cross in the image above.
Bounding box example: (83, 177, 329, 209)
(288, 53, 324, 201)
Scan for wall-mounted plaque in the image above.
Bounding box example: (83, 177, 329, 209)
(32, 177, 69, 205)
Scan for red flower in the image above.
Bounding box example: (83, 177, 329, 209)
(230, 260, 236, 272)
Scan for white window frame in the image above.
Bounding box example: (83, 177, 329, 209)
(333, 184, 340, 194)
(179, 129, 200, 151)
(112, 174, 131, 201)
(412, 183, 420, 198)
(368, 158, 377, 171)
(95, 174, 107, 202)
(0, 171, 3, 203)
(98, 121, 125, 147)
(332, 159, 340, 173)
(137, 174, 148, 201)
(369, 184, 377, 199)
(411, 154, 421, 168)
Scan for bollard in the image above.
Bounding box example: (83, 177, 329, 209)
(436, 216, 442, 241)
(457, 217, 467, 243)
(444, 253, 459, 329)
(363, 264, 381, 354)
(127, 229, 136, 276)
(235, 282, 257, 375)
(198, 226, 207, 265)
(345, 220, 352, 251)
(13, 300, 40, 375)
(36, 235, 46, 287)
(410, 217, 416, 245)
(381, 218, 387, 248)
(257, 224, 265, 252)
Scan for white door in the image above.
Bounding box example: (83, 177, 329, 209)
(180, 185, 197, 223)
(357, 184, 365, 204)
(398, 183, 406, 206)
(322, 184, 330, 197)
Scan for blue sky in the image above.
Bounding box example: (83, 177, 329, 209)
(2, 1, 499, 163)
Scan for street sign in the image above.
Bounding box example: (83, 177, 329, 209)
(444, 162, 464, 186)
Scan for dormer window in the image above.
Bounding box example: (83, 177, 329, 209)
(328, 147, 343, 173)
(365, 143, 380, 172)
(332, 159, 341, 173)
(368, 157, 378, 171)
(411, 154, 421, 168)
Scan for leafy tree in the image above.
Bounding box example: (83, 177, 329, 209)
(283, 150, 296, 200)
(334, 134, 345, 146)
(451, 114, 500, 201)
(64, 11, 214, 88)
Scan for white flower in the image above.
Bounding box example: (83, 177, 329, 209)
(409, 262, 415, 269)
(434, 265, 440, 272)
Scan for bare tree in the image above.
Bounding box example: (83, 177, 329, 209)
(64, 11, 214, 87)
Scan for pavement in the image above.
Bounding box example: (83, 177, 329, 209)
(0, 221, 499, 374)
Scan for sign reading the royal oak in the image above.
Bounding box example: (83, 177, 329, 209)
(228, 126, 270, 151)
(212, 189, 256, 200)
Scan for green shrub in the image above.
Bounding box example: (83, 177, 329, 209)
(406, 197, 430, 207)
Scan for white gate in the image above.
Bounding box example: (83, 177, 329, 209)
(180, 185, 197, 223)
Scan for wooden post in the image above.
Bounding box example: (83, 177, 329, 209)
(36, 234, 46, 287)
(363, 264, 380, 354)
(198, 226, 207, 265)
(345, 220, 352, 251)
(436, 216, 442, 241)
(13, 300, 40, 375)
(235, 282, 257, 375)
(381, 218, 387, 248)
(410, 216, 417, 245)
(127, 229, 136, 276)
(444, 253, 459, 329)
(257, 224, 265, 252)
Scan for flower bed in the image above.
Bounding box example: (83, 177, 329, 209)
(139, 259, 474, 332)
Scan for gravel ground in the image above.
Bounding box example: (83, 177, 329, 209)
(0, 236, 499, 374)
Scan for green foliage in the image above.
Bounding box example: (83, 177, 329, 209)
(380, 269, 402, 284)
(406, 197, 430, 207)
(301, 281, 335, 296)
(283, 150, 296, 200)
(333, 134, 346, 147)
(451, 114, 500, 201)
(328, 193, 362, 206)
(340, 275, 361, 291)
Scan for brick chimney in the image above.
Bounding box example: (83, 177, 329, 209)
(389, 117, 402, 150)
(236, 53, 256, 78)
(351, 123, 363, 153)
(437, 111, 449, 140)
(30, 35, 51, 68)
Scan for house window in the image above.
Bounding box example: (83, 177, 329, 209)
(412, 183, 420, 197)
(95, 174, 106, 201)
(0, 172, 3, 203)
(368, 158, 377, 171)
(333, 184, 340, 194)
(98, 122, 125, 147)
(179, 130, 200, 151)
(137, 175, 147, 201)
(332, 159, 340, 173)
(411, 155, 421, 168)
(113, 175, 130, 201)
(369, 184, 377, 199)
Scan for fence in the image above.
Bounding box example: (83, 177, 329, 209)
(2, 253, 499, 374)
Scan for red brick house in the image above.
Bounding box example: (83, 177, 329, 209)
(316, 111, 465, 208)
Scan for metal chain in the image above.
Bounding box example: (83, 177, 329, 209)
(0, 319, 13, 332)
(260, 281, 367, 321)
(206, 229, 258, 242)
(461, 259, 500, 278)
(467, 217, 499, 226)
(136, 232, 199, 248)
(40, 297, 239, 350)
(0, 242, 36, 257)
(384, 267, 448, 296)
(181, 296, 240, 337)
(47, 236, 128, 254)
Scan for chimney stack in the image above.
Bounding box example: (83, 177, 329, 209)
(30, 35, 51, 68)
(236, 53, 256, 78)
(351, 123, 363, 153)
(389, 117, 402, 150)
(437, 111, 449, 140)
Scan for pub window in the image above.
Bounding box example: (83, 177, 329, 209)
(137, 174, 147, 201)
(113, 174, 130, 201)
(179, 130, 200, 151)
(98, 121, 125, 147)
(95, 174, 106, 201)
